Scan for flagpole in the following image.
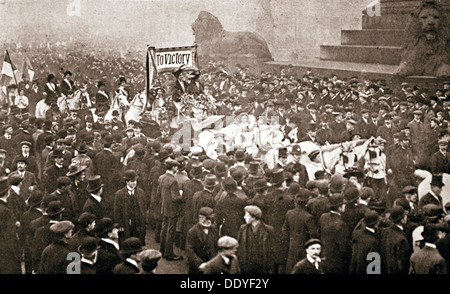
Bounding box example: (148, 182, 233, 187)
(6, 50, 19, 87)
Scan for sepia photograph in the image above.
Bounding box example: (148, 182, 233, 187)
(0, 0, 449, 286)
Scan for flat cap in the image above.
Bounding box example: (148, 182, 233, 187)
(305, 238, 322, 248)
(218, 236, 239, 249)
(50, 220, 74, 234)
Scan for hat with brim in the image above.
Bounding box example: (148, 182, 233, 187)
(202, 174, 218, 188)
(308, 150, 320, 161)
(46, 201, 65, 216)
(271, 168, 285, 185)
(402, 185, 417, 194)
(95, 217, 119, 236)
(138, 249, 162, 269)
(123, 169, 139, 181)
(364, 210, 380, 227)
(214, 162, 228, 177)
(66, 164, 87, 177)
(190, 163, 203, 179)
(389, 206, 406, 223)
(119, 237, 143, 255)
(86, 175, 104, 193)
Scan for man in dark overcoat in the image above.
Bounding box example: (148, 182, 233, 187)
(186, 207, 219, 274)
(113, 170, 147, 244)
(0, 176, 22, 274)
(283, 186, 318, 274)
(318, 193, 351, 274)
(237, 205, 275, 274)
(95, 217, 122, 274)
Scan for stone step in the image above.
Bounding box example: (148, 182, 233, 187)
(362, 14, 410, 30)
(320, 44, 402, 65)
(341, 29, 405, 47)
(263, 59, 446, 95)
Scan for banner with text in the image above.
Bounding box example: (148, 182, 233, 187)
(146, 45, 198, 95)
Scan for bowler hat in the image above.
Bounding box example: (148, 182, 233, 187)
(344, 186, 360, 203)
(389, 206, 406, 223)
(231, 167, 247, 183)
(78, 237, 100, 255)
(364, 210, 380, 227)
(190, 163, 203, 179)
(297, 187, 312, 202)
(50, 220, 74, 234)
(271, 168, 285, 185)
(86, 175, 103, 193)
(119, 237, 143, 255)
(254, 179, 268, 191)
(66, 163, 87, 177)
(111, 110, 120, 116)
(234, 150, 246, 162)
(222, 177, 237, 193)
(95, 217, 119, 237)
(157, 150, 170, 162)
(46, 200, 65, 216)
(123, 169, 139, 181)
(305, 238, 322, 248)
(288, 183, 301, 197)
(329, 174, 345, 193)
(202, 159, 217, 172)
(214, 161, 227, 177)
(52, 150, 64, 158)
(202, 174, 217, 188)
(329, 193, 344, 209)
(27, 190, 43, 208)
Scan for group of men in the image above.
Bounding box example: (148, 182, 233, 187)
(0, 50, 449, 274)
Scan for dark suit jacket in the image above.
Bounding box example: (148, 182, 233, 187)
(0, 200, 21, 274)
(113, 187, 147, 241)
(181, 179, 204, 230)
(380, 224, 411, 274)
(283, 206, 318, 274)
(318, 212, 351, 274)
(430, 151, 450, 175)
(409, 245, 447, 274)
(291, 257, 324, 274)
(8, 170, 38, 203)
(192, 189, 216, 223)
(82, 195, 105, 221)
(215, 193, 246, 238)
(157, 172, 183, 218)
(112, 260, 140, 274)
(44, 164, 69, 194)
(349, 227, 381, 274)
(186, 223, 219, 274)
(96, 239, 122, 274)
(39, 239, 71, 274)
(418, 193, 443, 213)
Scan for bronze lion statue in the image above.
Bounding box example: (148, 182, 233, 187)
(192, 11, 272, 60)
(394, 0, 450, 77)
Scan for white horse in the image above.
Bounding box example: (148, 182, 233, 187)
(124, 92, 147, 126)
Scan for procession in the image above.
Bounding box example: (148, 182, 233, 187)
(0, 0, 449, 276)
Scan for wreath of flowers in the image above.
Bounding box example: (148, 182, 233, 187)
(178, 93, 216, 119)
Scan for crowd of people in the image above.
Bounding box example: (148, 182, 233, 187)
(0, 42, 450, 275)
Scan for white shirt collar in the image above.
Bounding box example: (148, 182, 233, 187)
(81, 257, 94, 265)
(11, 185, 20, 195)
(365, 227, 375, 233)
(102, 238, 119, 250)
(221, 255, 231, 265)
(126, 258, 138, 268)
(425, 243, 437, 249)
(0, 198, 6, 203)
(395, 224, 404, 231)
(91, 194, 102, 203)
